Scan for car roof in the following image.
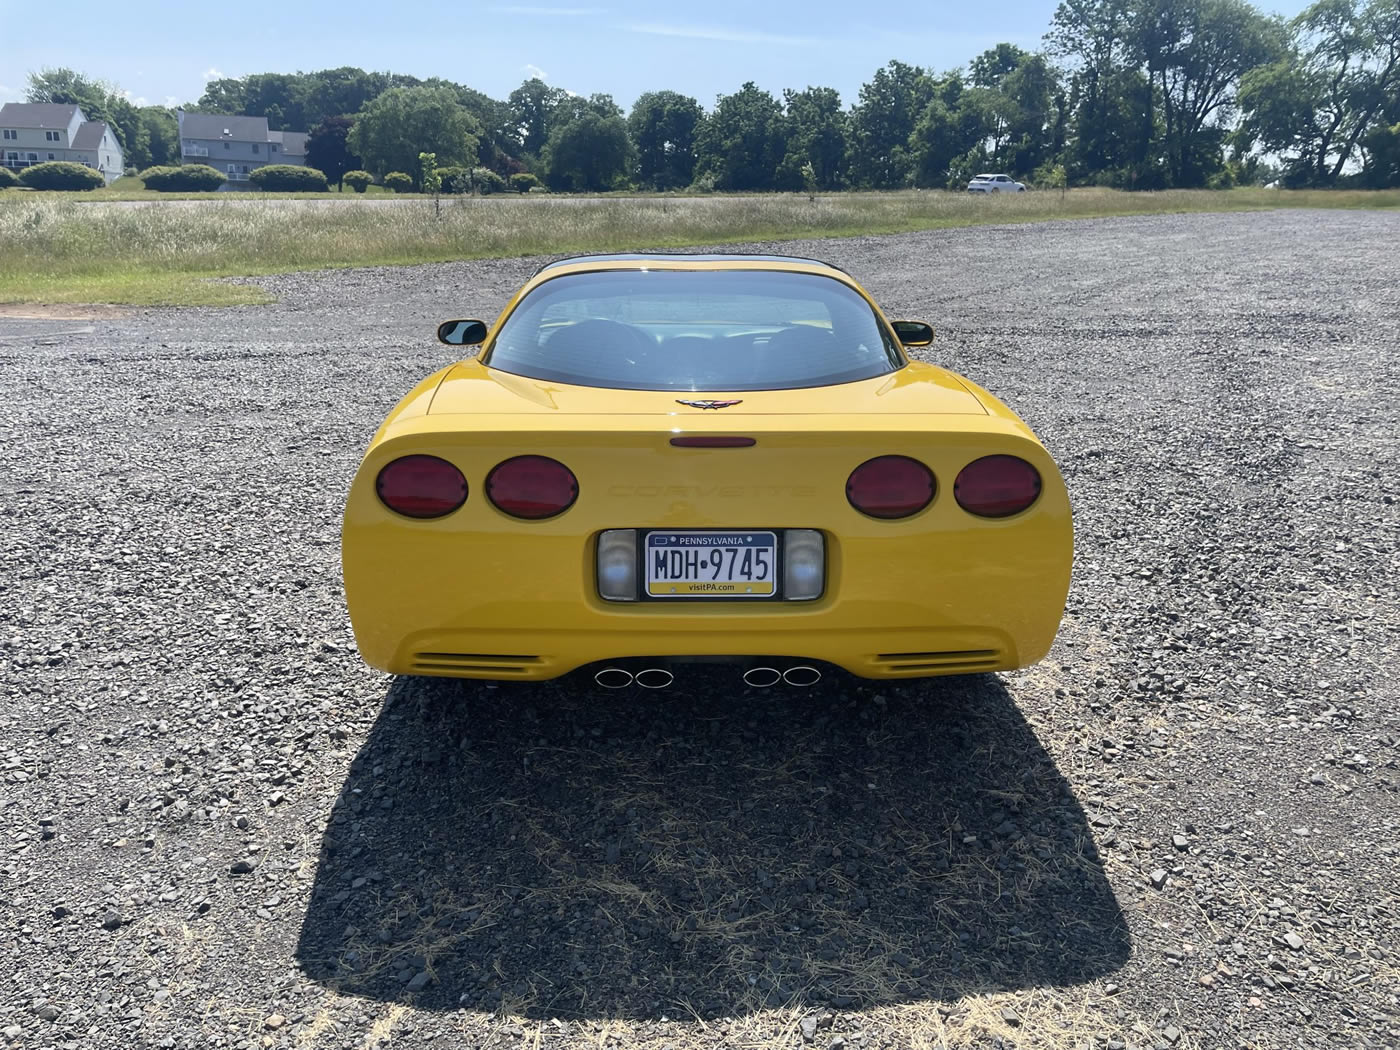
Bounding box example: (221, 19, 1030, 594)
(534, 252, 847, 276)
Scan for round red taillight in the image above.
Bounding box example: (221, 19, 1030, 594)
(846, 455, 936, 519)
(486, 455, 579, 519)
(954, 455, 1042, 517)
(375, 455, 468, 519)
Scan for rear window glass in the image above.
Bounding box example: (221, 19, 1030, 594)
(484, 270, 903, 392)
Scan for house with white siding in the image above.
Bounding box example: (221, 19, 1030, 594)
(177, 111, 310, 184)
(0, 103, 125, 184)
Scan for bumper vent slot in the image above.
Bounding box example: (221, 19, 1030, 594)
(410, 652, 543, 675)
(873, 649, 1003, 673)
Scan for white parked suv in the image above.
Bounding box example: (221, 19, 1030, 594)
(967, 173, 1026, 193)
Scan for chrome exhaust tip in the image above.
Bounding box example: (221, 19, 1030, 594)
(634, 667, 674, 690)
(783, 665, 822, 687)
(594, 667, 634, 689)
(743, 666, 783, 688)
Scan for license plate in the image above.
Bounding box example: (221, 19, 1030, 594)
(645, 531, 777, 598)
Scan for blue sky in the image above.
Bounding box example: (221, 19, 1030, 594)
(0, 0, 1312, 114)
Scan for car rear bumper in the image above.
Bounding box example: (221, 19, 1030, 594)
(345, 522, 1070, 681)
(342, 423, 1072, 682)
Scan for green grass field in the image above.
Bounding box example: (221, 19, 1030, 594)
(1, 186, 1396, 306)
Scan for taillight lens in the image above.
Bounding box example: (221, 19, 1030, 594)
(486, 455, 579, 519)
(375, 455, 468, 519)
(846, 455, 936, 519)
(955, 455, 1042, 517)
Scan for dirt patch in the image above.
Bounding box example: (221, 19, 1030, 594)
(0, 303, 134, 320)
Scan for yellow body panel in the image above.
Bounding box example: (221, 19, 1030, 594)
(342, 257, 1072, 681)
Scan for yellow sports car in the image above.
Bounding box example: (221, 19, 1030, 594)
(342, 254, 1071, 687)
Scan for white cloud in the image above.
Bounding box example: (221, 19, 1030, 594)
(522, 64, 550, 80)
(626, 23, 824, 46)
(120, 89, 149, 106)
(202, 67, 224, 82)
(491, 5, 606, 13)
(165, 95, 180, 108)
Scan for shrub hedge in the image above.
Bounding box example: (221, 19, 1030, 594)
(18, 161, 105, 191)
(0, 167, 20, 189)
(383, 172, 413, 192)
(140, 165, 227, 192)
(248, 165, 329, 192)
(343, 170, 374, 193)
(472, 167, 508, 194)
(434, 166, 472, 194)
(509, 172, 541, 193)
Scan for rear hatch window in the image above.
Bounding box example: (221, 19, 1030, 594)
(484, 269, 904, 392)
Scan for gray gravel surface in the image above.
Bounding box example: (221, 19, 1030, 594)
(1, 209, 1398, 1050)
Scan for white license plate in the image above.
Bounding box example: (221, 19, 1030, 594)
(645, 531, 777, 598)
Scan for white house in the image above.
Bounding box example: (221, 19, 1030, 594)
(0, 103, 125, 184)
(177, 111, 309, 184)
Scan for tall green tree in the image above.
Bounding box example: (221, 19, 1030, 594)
(848, 61, 934, 187)
(910, 95, 967, 186)
(299, 67, 388, 127)
(306, 116, 362, 189)
(1133, 0, 1288, 185)
(628, 90, 704, 189)
(422, 78, 523, 166)
(1048, 0, 1161, 183)
(1240, 0, 1400, 184)
(138, 107, 180, 167)
(781, 86, 850, 189)
(695, 82, 788, 190)
(1001, 53, 1064, 173)
(542, 111, 634, 191)
(347, 86, 480, 184)
(1360, 117, 1400, 183)
(971, 43, 1037, 87)
(508, 78, 568, 157)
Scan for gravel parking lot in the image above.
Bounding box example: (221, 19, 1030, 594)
(2, 210, 1397, 1050)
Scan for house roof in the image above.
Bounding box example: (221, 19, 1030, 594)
(277, 131, 308, 155)
(0, 102, 82, 129)
(179, 112, 271, 141)
(70, 122, 111, 150)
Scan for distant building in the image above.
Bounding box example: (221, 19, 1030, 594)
(0, 103, 125, 184)
(177, 111, 310, 184)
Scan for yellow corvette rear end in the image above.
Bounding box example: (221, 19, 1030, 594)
(342, 256, 1071, 683)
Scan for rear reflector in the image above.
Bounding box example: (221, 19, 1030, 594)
(954, 455, 1042, 517)
(486, 455, 579, 519)
(846, 455, 936, 519)
(375, 455, 468, 519)
(670, 436, 756, 447)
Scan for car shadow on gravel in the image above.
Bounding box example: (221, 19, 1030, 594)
(295, 672, 1129, 1019)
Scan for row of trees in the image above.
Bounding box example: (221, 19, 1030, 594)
(23, 0, 1400, 191)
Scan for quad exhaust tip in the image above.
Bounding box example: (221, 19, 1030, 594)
(634, 667, 675, 689)
(594, 667, 634, 689)
(783, 665, 822, 687)
(743, 667, 784, 688)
